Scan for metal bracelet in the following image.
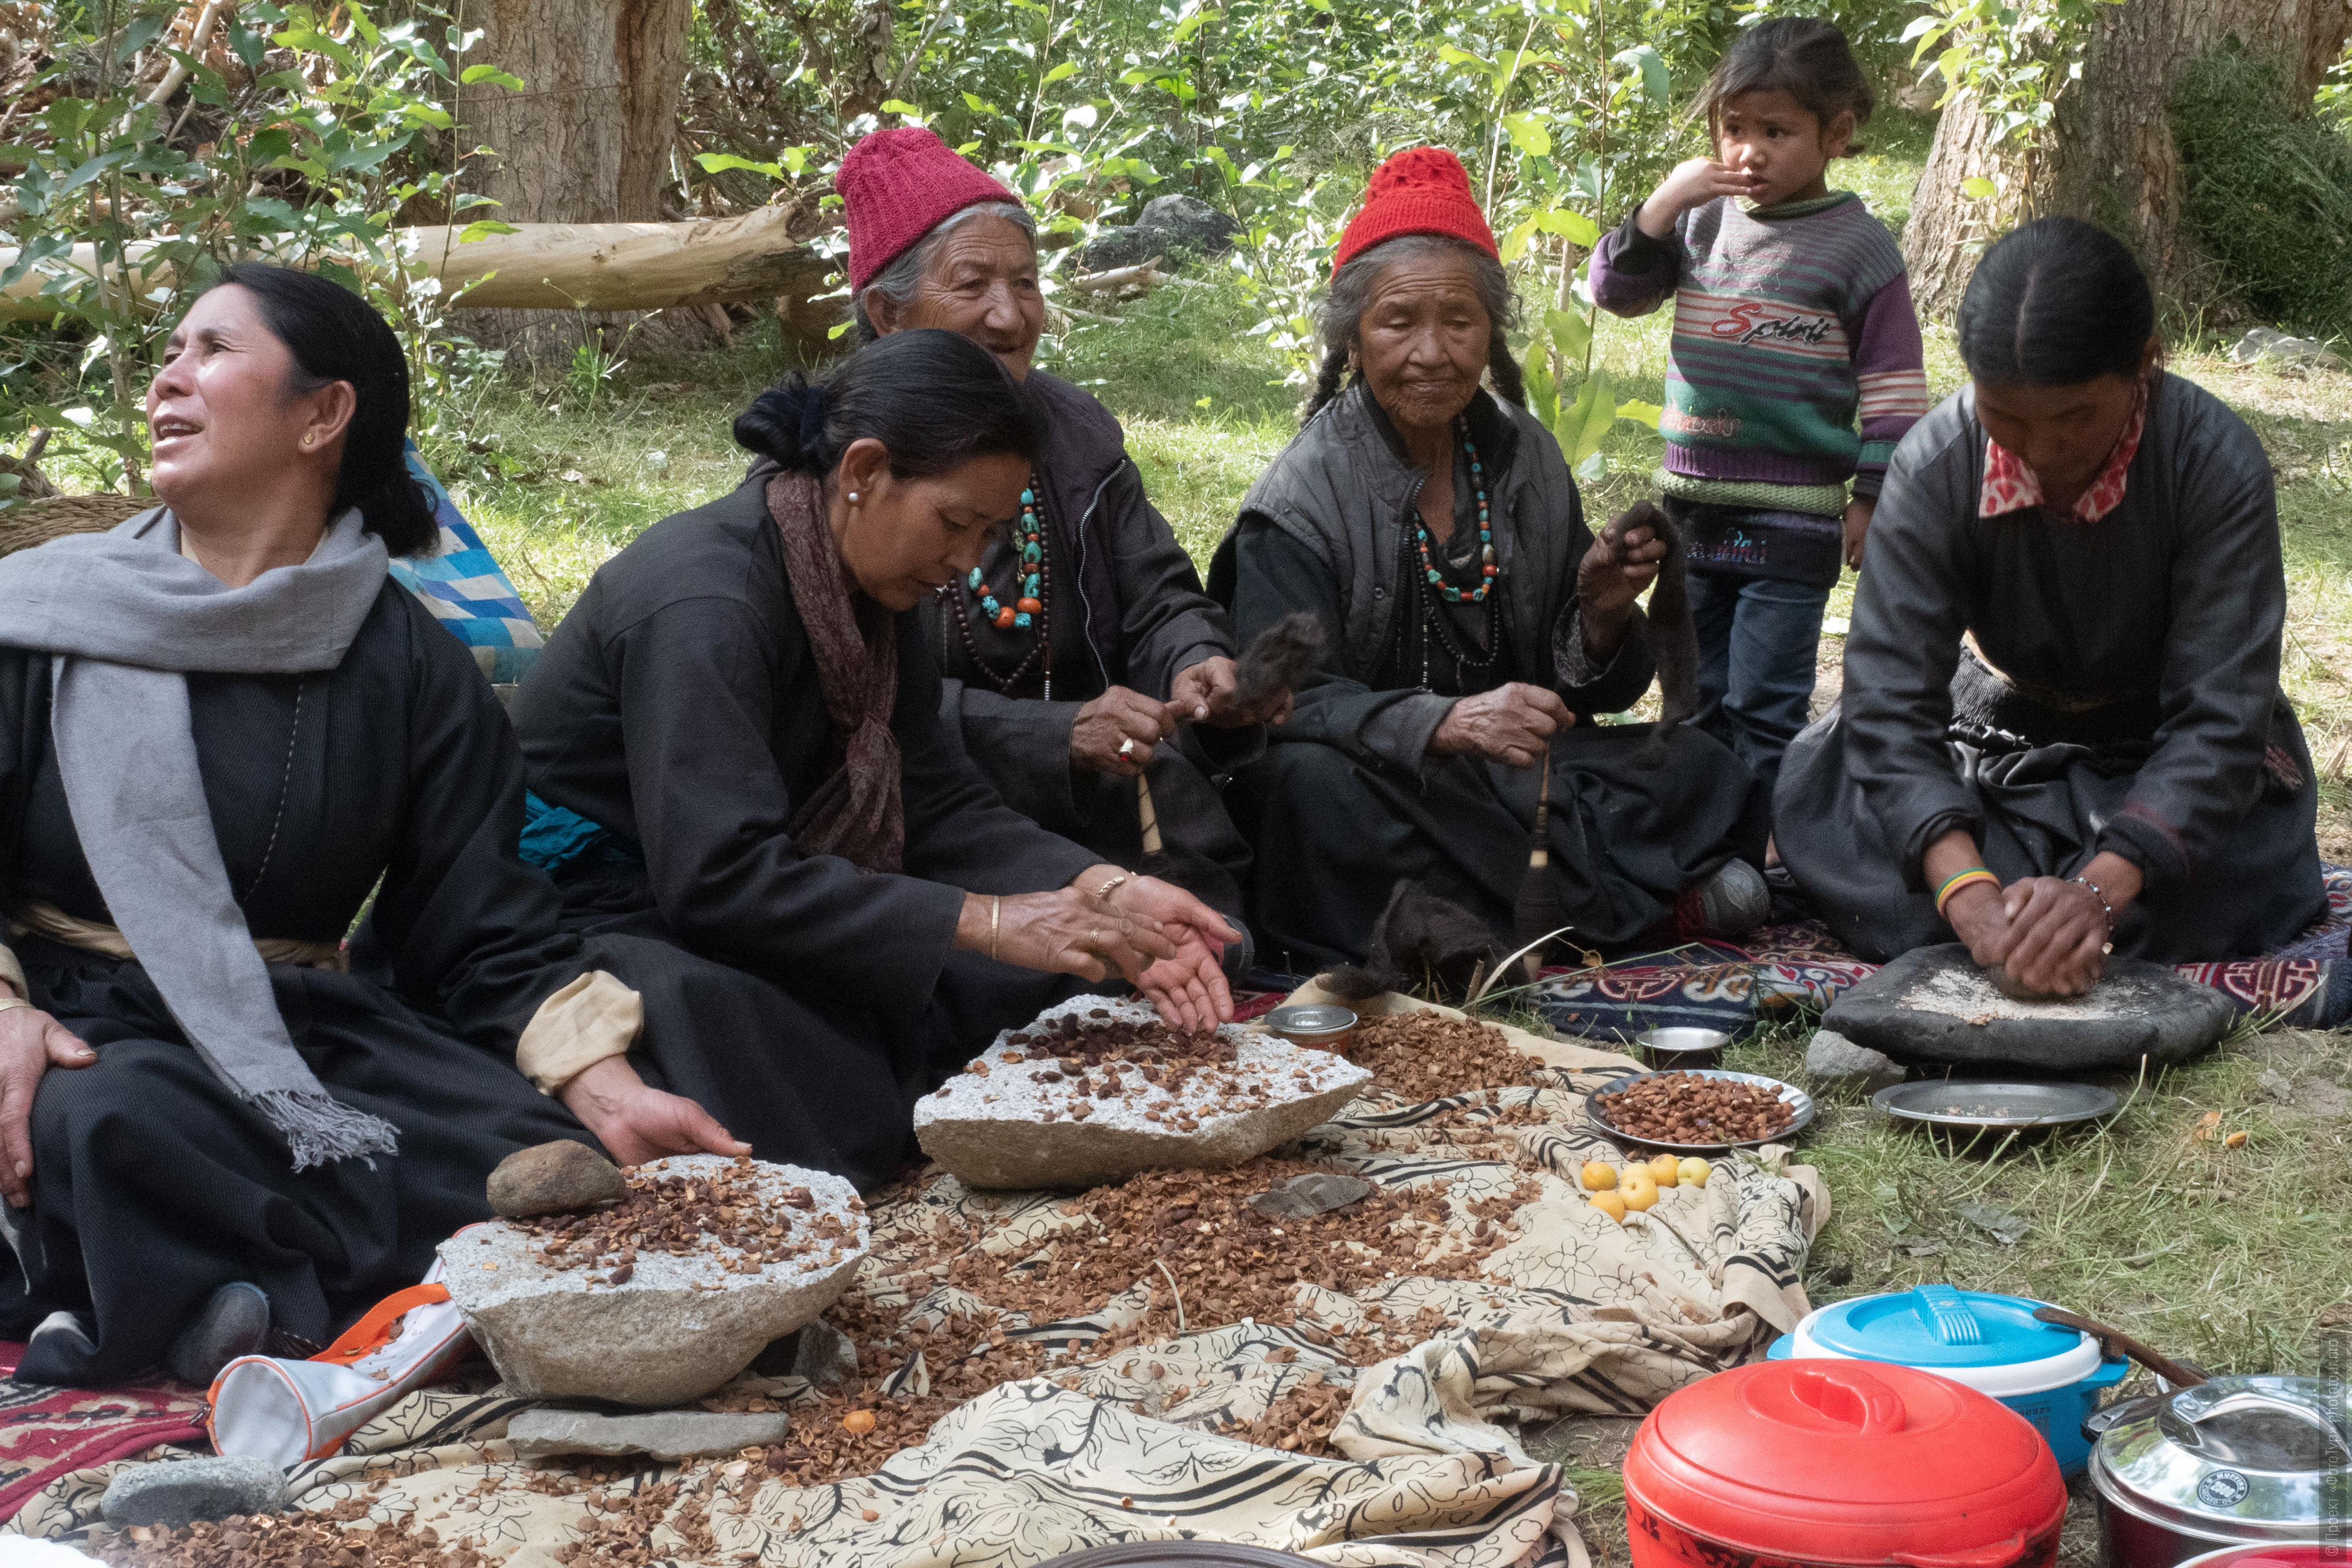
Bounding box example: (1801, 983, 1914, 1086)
(989, 895, 1001, 963)
(0, 995, 29, 1015)
(1095, 873, 1130, 903)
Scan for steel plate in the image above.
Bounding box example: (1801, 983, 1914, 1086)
(1586, 1068, 1816, 1152)
(1872, 1079, 2122, 1133)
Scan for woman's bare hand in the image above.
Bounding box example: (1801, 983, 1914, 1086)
(1943, 880, 2014, 970)
(1071, 687, 1177, 776)
(1429, 683, 1572, 769)
(1579, 501, 1670, 638)
(558, 1055, 750, 1168)
(962, 884, 1181, 986)
(1106, 875, 1241, 1030)
(1170, 656, 1292, 729)
(0, 1006, 96, 1208)
(1996, 877, 2110, 997)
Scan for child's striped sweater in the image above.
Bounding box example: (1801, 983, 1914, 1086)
(1592, 192, 1928, 550)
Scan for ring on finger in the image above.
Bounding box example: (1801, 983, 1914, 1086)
(1118, 737, 1137, 759)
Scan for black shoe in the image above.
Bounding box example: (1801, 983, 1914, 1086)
(166, 1282, 270, 1387)
(14, 1309, 101, 1385)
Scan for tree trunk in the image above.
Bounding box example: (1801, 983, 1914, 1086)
(465, 0, 696, 361)
(1902, 0, 2352, 320)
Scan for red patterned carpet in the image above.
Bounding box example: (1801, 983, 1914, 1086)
(0, 1342, 206, 1521)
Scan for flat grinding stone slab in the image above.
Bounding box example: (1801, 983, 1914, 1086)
(1824, 944, 2234, 1070)
(914, 996, 1370, 1190)
(507, 1408, 794, 1460)
(439, 1156, 869, 1408)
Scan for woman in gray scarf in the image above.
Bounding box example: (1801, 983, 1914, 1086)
(0, 265, 731, 1387)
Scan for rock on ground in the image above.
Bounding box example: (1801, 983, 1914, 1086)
(913, 996, 1370, 1190)
(507, 1408, 794, 1460)
(1077, 193, 1244, 270)
(1804, 1029, 1906, 1096)
(2230, 326, 2346, 372)
(440, 1156, 869, 1408)
(1823, 944, 2234, 1070)
(101, 1455, 287, 1529)
(487, 1139, 626, 1218)
(791, 1317, 859, 1389)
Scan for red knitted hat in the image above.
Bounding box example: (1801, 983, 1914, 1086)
(1332, 146, 1498, 274)
(839, 127, 1023, 293)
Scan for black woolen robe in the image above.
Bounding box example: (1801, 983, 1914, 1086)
(0, 586, 595, 1386)
(510, 480, 1100, 1192)
(1214, 385, 1766, 971)
(1774, 373, 2325, 962)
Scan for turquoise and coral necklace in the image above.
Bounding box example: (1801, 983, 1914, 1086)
(1411, 416, 1496, 603)
(946, 474, 1053, 698)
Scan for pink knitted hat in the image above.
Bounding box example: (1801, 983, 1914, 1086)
(838, 127, 1024, 293)
(1332, 146, 1498, 274)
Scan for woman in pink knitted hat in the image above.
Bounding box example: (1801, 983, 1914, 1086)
(837, 127, 1285, 977)
(1207, 147, 1768, 973)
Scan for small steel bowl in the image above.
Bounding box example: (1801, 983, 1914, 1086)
(1264, 1004, 1358, 1052)
(1634, 1027, 1730, 1070)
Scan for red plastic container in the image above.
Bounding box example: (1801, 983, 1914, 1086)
(1622, 1359, 2068, 1567)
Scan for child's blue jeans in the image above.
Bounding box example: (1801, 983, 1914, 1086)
(1684, 568, 1832, 793)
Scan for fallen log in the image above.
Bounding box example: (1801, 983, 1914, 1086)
(1067, 258, 1165, 295)
(0, 204, 835, 321)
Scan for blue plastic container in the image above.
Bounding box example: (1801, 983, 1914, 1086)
(1767, 1284, 2130, 1477)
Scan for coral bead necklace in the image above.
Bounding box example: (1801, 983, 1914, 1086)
(944, 473, 1054, 698)
(971, 481, 1047, 630)
(1411, 417, 1497, 603)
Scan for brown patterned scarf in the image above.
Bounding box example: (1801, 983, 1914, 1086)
(765, 471, 904, 872)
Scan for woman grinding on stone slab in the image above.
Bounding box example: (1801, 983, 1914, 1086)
(0, 265, 733, 1389)
(509, 328, 1242, 1193)
(839, 127, 1284, 975)
(1774, 217, 2326, 994)
(1210, 147, 1771, 972)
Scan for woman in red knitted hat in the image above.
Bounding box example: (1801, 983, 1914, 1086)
(1208, 146, 1770, 971)
(836, 127, 1286, 977)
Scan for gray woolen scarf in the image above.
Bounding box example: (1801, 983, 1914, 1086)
(0, 504, 400, 1168)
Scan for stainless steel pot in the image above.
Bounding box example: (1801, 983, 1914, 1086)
(2088, 1375, 2351, 1566)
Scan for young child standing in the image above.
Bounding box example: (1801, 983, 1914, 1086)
(1591, 18, 1926, 793)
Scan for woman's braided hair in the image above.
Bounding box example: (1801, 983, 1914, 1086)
(1302, 233, 1524, 424)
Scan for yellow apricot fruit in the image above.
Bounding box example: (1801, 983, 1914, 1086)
(1588, 1189, 1628, 1223)
(1647, 1153, 1681, 1187)
(1581, 1161, 1619, 1191)
(1620, 1172, 1660, 1211)
(1678, 1157, 1712, 1188)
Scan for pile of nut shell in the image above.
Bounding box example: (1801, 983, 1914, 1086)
(1591, 1071, 1795, 1145)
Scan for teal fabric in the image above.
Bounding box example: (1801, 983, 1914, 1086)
(519, 790, 640, 872)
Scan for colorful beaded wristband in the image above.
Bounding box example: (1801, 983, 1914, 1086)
(1934, 868, 2000, 917)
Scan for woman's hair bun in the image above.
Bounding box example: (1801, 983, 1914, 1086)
(732, 330, 1046, 483)
(734, 372, 832, 473)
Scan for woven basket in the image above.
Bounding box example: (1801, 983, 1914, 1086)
(0, 493, 150, 558)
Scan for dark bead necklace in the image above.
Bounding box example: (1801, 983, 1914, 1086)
(943, 472, 1053, 699)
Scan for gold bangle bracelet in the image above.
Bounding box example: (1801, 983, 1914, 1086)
(989, 895, 1001, 963)
(0, 995, 30, 1015)
(1095, 873, 1130, 902)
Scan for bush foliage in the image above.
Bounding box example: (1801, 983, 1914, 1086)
(2173, 44, 2352, 343)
